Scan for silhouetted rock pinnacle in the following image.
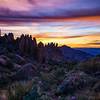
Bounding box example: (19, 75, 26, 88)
(37, 42, 46, 63)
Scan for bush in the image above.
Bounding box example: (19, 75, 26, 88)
(8, 81, 33, 100)
(77, 56, 100, 74)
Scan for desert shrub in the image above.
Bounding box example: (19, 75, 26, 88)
(8, 80, 33, 100)
(77, 57, 100, 74)
(23, 86, 41, 100)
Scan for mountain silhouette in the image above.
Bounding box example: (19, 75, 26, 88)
(60, 45, 93, 62)
(0, 33, 93, 63)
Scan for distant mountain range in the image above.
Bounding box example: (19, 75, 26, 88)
(59, 46, 93, 62)
(75, 48, 100, 56)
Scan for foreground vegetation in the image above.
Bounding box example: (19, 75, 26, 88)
(0, 57, 100, 100)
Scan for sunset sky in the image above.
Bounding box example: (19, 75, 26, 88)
(0, 0, 100, 48)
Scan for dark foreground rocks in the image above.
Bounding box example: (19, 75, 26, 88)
(11, 63, 37, 81)
(0, 54, 37, 87)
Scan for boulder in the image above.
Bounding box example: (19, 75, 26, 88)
(11, 63, 36, 81)
(0, 55, 14, 69)
(7, 54, 26, 65)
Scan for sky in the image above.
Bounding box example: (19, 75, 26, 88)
(0, 0, 100, 48)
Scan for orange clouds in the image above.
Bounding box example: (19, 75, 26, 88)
(39, 16, 100, 23)
(35, 33, 100, 48)
(0, 15, 100, 48)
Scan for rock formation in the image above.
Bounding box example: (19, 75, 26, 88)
(19, 34, 38, 58)
(45, 42, 63, 62)
(11, 63, 36, 81)
(37, 42, 46, 63)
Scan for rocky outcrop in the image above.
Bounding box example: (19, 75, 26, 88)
(7, 54, 26, 65)
(0, 54, 37, 86)
(0, 55, 14, 70)
(7, 33, 14, 42)
(0, 33, 16, 53)
(0, 34, 64, 63)
(37, 42, 46, 63)
(19, 34, 38, 57)
(1, 33, 14, 43)
(45, 42, 64, 63)
(0, 55, 15, 87)
(11, 63, 37, 81)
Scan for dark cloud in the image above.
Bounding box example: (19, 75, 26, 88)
(87, 40, 100, 45)
(0, 0, 100, 20)
(28, 0, 36, 4)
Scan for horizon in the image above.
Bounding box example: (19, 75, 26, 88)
(0, 0, 100, 48)
(0, 32, 100, 48)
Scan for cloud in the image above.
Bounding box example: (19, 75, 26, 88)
(0, 0, 32, 11)
(32, 32, 98, 38)
(0, 0, 100, 19)
(87, 40, 100, 45)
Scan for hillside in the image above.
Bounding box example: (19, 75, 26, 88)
(76, 48, 100, 56)
(60, 45, 93, 62)
(0, 33, 99, 100)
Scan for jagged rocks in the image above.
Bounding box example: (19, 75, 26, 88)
(37, 42, 46, 63)
(19, 34, 38, 57)
(0, 33, 16, 52)
(2, 33, 14, 43)
(0, 33, 64, 63)
(45, 42, 64, 63)
(7, 33, 14, 42)
(56, 71, 97, 96)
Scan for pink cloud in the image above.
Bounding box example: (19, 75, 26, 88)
(0, 0, 32, 11)
(0, 0, 73, 12)
(0, 0, 100, 18)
